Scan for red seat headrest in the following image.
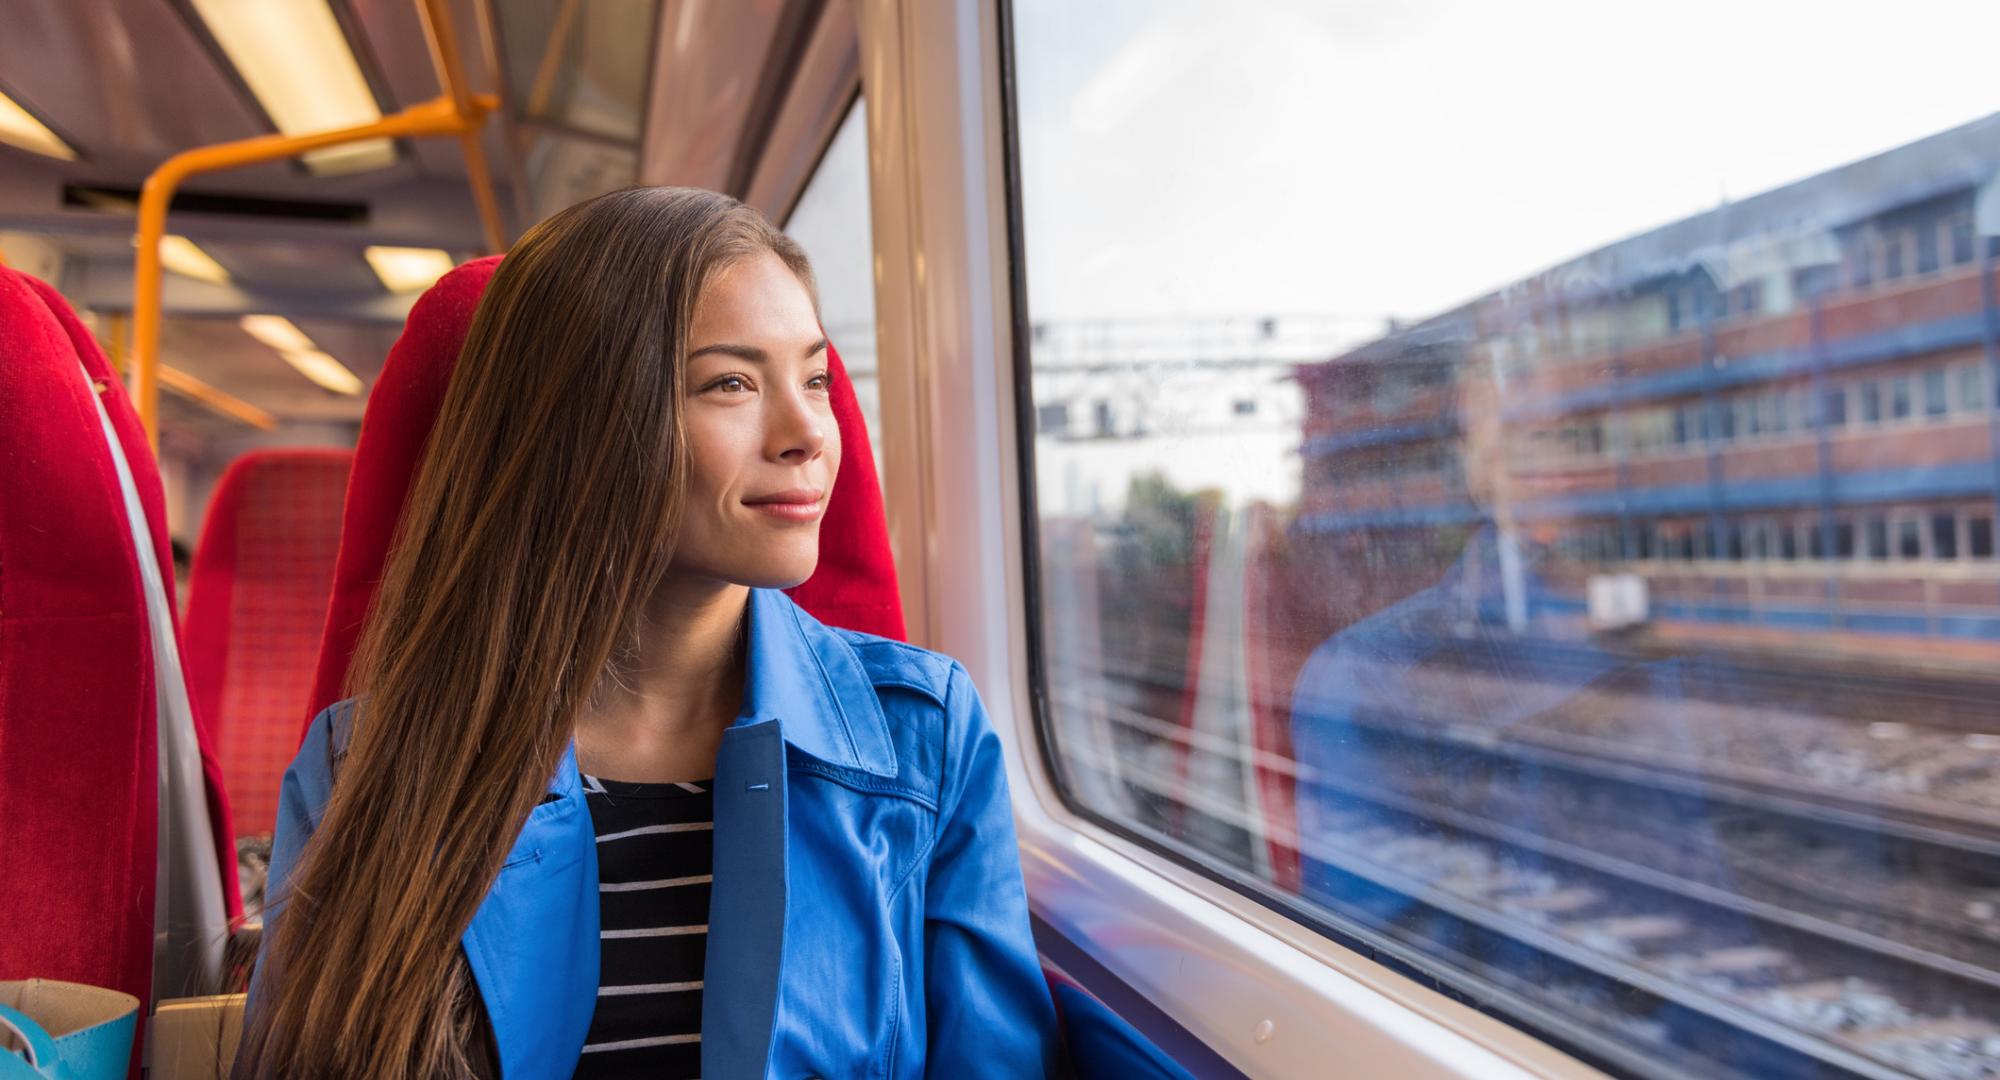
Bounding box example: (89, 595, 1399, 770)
(308, 256, 905, 723)
(0, 267, 241, 1057)
(186, 448, 353, 837)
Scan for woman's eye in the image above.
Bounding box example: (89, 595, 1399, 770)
(707, 375, 751, 393)
(806, 372, 831, 391)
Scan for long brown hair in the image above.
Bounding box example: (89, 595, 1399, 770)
(236, 187, 814, 1078)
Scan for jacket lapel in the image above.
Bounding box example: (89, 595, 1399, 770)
(461, 742, 600, 1079)
(701, 718, 789, 1078)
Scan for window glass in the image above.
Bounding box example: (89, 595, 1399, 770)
(1885, 231, 1907, 278)
(1933, 513, 1959, 560)
(1897, 517, 1924, 560)
(784, 102, 884, 484)
(1916, 223, 1941, 274)
(1924, 368, 1950, 416)
(1972, 514, 1996, 558)
(1824, 385, 1848, 427)
(1008, 3, 2000, 1076)
(1961, 362, 1989, 412)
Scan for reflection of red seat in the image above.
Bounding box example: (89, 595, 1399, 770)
(308, 255, 905, 721)
(185, 449, 353, 837)
(0, 268, 238, 1069)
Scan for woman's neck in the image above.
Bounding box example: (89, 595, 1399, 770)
(573, 577, 750, 783)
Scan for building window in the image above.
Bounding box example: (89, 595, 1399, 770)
(1884, 231, 1906, 279)
(1891, 376, 1913, 420)
(1859, 380, 1883, 423)
(1972, 514, 1996, 558)
(1951, 215, 1977, 266)
(1933, 512, 1959, 559)
(1037, 402, 1071, 435)
(1924, 368, 1950, 417)
(1834, 520, 1857, 559)
(1916, 221, 1941, 274)
(1824, 385, 1848, 427)
(1897, 517, 1923, 559)
(1867, 514, 1890, 560)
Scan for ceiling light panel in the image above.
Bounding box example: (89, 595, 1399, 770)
(282, 349, 364, 395)
(239, 314, 316, 353)
(160, 236, 231, 284)
(0, 88, 75, 160)
(364, 246, 456, 293)
(190, 0, 395, 173)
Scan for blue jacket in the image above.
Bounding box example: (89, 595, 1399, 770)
(257, 588, 1061, 1078)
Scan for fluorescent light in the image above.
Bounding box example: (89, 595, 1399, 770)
(241, 314, 364, 395)
(281, 349, 364, 395)
(160, 236, 231, 284)
(364, 246, 455, 293)
(190, 0, 394, 174)
(0, 88, 74, 160)
(239, 314, 315, 353)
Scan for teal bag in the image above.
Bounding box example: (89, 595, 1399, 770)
(0, 981, 138, 1080)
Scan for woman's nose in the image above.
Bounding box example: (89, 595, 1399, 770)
(770, 389, 826, 463)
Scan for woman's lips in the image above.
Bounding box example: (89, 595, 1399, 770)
(743, 489, 825, 522)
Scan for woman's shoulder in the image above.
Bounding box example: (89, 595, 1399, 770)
(824, 625, 964, 708)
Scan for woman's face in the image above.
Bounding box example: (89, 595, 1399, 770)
(670, 248, 840, 589)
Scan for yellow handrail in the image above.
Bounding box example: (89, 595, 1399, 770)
(131, 0, 506, 447)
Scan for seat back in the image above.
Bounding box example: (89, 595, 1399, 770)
(0, 268, 238, 1073)
(309, 255, 905, 721)
(185, 449, 354, 838)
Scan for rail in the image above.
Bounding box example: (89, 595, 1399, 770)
(129, 0, 506, 446)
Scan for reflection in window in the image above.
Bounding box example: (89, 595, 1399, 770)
(1010, 1, 2000, 1075)
(784, 102, 883, 485)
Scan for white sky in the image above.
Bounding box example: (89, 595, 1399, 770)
(1012, 0, 2000, 330)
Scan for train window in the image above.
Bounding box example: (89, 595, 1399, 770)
(1006, 3, 2000, 1077)
(782, 101, 883, 481)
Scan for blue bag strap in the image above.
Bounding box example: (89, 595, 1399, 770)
(0, 1003, 57, 1079)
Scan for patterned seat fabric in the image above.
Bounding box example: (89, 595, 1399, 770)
(185, 449, 353, 850)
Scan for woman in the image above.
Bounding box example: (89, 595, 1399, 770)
(236, 187, 1060, 1079)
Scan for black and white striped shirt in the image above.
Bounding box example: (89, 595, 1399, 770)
(571, 773, 714, 1079)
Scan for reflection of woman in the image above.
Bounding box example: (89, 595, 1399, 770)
(235, 188, 1058, 1079)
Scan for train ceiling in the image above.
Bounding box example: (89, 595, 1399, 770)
(0, 0, 853, 432)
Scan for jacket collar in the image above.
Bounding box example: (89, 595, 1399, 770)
(734, 587, 898, 777)
(543, 587, 900, 801)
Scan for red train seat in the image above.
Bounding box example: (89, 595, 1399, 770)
(184, 449, 354, 841)
(0, 268, 238, 1070)
(308, 255, 905, 721)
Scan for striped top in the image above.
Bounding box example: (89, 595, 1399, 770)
(571, 773, 714, 1080)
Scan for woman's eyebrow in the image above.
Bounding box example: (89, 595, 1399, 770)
(688, 338, 831, 362)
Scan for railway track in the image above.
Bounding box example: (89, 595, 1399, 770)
(1054, 664, 2000, 1079)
